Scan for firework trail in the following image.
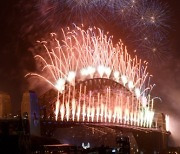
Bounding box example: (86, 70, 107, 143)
(113, 0, 170, 64)
(33, 0, 170, 64)
(37, 0, 109, 27)
(26, 25, 156, 128)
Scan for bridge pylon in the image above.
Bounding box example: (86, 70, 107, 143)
(21, 91, 40, 136)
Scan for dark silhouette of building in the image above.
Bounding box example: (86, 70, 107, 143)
(116, 136, 130, 154)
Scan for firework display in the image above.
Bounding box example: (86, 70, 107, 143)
(35, 0, 170, 63)
(26, 25, 155, 128)
(165, 115, 170, 132)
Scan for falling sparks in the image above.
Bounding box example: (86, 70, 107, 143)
(165, 115, 170, 132)
(26, 25, 156, 128)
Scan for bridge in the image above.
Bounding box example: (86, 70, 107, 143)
(21, 87, 170, 153)
(0, 89, 170, 153)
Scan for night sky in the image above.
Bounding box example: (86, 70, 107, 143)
(0, 0, 180, 145)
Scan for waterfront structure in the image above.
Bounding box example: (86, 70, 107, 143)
(0, 92, 11, 118)
(21, 91, 40, 136)
(0, 90, 173, 154)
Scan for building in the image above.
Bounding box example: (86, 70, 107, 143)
(0, 91, 11, 118)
